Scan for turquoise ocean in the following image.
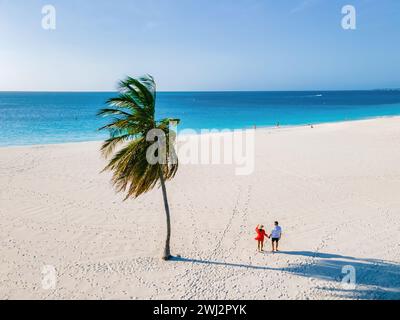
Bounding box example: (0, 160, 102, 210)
(1, 90, 400, 146)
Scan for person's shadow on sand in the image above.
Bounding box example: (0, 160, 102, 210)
(171, 251, 400, 300)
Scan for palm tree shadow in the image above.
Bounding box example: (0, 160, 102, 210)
(171, 256, 275, 271)
(171, 252, 400, 300)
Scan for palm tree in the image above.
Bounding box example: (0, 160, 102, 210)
(98, 75, 179, 261)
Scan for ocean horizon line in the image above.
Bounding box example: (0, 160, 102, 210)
(0, 88, 399, 94)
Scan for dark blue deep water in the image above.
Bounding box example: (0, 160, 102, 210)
(1, 90, 400, 146)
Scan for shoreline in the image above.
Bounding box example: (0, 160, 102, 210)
(1, 115, 400, 149)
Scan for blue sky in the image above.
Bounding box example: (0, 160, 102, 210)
(0, 0, 399, 91)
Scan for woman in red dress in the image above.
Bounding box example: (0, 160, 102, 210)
(255, 225, 269, 252)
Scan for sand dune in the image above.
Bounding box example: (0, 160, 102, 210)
(1, 117, 400, 300)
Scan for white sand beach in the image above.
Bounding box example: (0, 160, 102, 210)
(1, 117, 400, 300)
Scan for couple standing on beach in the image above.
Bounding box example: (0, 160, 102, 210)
(255, 222, 282, 252)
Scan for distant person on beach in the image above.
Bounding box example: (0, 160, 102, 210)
(255, 225, 269, 252)
(271, 221, 282, 252)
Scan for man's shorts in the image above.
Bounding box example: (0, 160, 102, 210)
(272, 238, 280, 243)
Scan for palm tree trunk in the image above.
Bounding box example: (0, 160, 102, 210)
(159, 166, 172, 260)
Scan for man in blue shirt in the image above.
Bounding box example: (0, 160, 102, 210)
(271, 221, 282, 252)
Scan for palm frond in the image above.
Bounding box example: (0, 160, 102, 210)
(97, 108, 133, 118)
(106, 94, 143, 112)
(118, 75, 155, 113)
(100, 134, 131, 158)
(98, 75, 180, 200)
